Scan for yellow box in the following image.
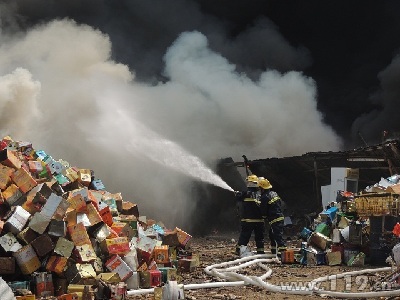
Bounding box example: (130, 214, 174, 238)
(0, 165, 13, 190)
(355, 193, 399, 216)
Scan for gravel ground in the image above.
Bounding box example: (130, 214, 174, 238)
(128, 232, 397, 300)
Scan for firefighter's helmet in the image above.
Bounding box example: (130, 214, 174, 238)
(246, 174, 259, 183)
(258, 178, 272, 190)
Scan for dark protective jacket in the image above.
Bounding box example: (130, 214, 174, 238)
(260, 189, 285, 225)
(236, 187, 265, 222)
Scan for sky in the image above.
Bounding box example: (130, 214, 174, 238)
(1, 0, 400, 232)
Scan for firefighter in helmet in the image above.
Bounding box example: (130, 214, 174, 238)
(258, 178, 287, 254)
(234, 174, 266, 256)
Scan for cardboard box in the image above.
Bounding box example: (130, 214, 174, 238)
(17, 227, 39, 245)
(100, 237, 130, 255)
(326, 251, 342, 266)
(3, 184, 23, 206)
(0, 165, 13, 189)
(6, 206, 31, 234)
(57, 293, 79, 300)
(121, 201, 139, 217)
(105, 255, 133, 281)
(48, 219, 67, 237)
(67, 194, 86, 213)
(16, 296, 36, 300)
(122, 249, 139, 272)
(68, 223, 91, 246)
(65, 264, 97, 284)
(31, 234, 54, 257)
(32, 272, 54, 297)
(11, 167, 38, 193)
(154, 245, 169, 264)
(74, 243, 97, 263)
(111, 222, 135, 240)
(126, 271, 139, 289)
(99, 206, 113, 226)
(54, 237, 75, 258)
(159, 267, 178, 283)
(28, 160, 43, 173)
(77, 169, 92, 186)
(28, 212, 51, 234)
(96, 272, 121, 283)
(0, 149, 22, 169)
(13, 244, 41, 274)
(0, 256, 16, 274)
(46, 255, 68, 275)
(0, 232, 22, 252)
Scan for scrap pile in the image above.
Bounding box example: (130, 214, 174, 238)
(0, 136, 196, 300)
(295, 174, 400, 270)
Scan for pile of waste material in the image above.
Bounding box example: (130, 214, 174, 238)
(295, 174, 400, 270)
(0, 136, 196, 300)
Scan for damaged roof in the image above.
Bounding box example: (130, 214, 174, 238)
(243, 140, 400, 214)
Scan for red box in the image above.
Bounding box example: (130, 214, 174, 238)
(149, 270, 161, 287)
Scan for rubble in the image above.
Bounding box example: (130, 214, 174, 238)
(0, 136, 197, 300)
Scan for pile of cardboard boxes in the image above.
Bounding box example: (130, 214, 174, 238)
(0, 136, 196, 299)
(294, 177, 400, 268)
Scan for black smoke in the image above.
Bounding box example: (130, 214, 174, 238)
(2, 0, 400, 233)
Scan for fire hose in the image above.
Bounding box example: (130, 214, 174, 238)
(127, 253, 400, 298)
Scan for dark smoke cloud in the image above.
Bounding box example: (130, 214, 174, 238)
(1, 0, 400, 233)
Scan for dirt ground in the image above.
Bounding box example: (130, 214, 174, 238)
(128, 232, 398, 300)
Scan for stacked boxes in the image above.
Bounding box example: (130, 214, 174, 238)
(0, 136, 196, 297)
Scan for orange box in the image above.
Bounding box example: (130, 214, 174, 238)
(102, 237, 130, 255)
(57, 293, 79, 300)
(176, 227, 192, 248)
(67, 194, 87, 213)
(281, 249, 295, 264)
(68, 223, 91, 246)
(46, 256, 68, 275)
(100, 206, 113, 226)
(154, 245, 169, 264)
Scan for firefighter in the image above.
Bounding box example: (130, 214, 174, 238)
(258, 178, 287, 254)
(234, 174, 266, 256)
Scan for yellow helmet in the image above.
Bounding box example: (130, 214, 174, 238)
(246, 174, 259, 183)
(258, 178, 272, 189)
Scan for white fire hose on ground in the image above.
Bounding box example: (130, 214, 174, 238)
(127, 253, 400, 298)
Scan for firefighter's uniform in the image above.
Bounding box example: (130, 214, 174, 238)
(235, 185, 266, 255)
(259, 179, 287, 254)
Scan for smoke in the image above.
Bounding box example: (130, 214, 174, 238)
(0, 1, 352, 232)
(352, 53, 400, 143)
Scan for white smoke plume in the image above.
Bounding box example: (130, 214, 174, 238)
(0, 17, 341, 230)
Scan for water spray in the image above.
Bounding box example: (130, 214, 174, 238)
(104, 109, 234, 191)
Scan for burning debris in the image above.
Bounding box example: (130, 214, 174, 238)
(0, 136, 197, 300)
